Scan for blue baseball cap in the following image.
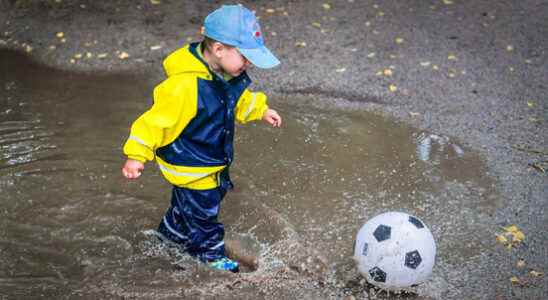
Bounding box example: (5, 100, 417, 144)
(203, 4, 280, 69)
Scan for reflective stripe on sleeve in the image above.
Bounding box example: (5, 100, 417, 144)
(242, 92, 257, 120)
(128, 135, 150, 148)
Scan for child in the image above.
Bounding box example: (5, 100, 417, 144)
(121, 4, 281, 272)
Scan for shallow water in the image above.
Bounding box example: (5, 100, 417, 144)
(0, 50, 497, 299)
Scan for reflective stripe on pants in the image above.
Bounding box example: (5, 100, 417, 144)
(157, 185, 227, 262)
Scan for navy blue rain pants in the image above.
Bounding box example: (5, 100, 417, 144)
(157, 185, 227, 262)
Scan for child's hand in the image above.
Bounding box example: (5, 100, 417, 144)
(263, 109, 282, 127)
(122, 159, 144, 179)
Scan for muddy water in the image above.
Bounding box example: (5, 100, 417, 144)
(0, 50, 497, 299)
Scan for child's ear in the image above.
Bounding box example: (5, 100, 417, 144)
(211, 42, 225, 58)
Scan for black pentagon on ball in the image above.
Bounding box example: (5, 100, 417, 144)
(362, 242, 369, 256)
(373, 224, 391, 242)
(368, 266, 387, 283)
(405, 250, 422, 269)
(408, 216, 424, 229)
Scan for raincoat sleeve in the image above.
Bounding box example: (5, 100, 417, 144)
(123, 75, 197, 162)
(235, 89, 269, 124)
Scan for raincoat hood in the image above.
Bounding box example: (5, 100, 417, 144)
(162, 44, 209, 78)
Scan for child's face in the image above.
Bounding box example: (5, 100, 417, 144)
(212, 44, 251, 77)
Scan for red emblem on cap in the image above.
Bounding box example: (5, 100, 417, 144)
(255, 31, 261, 37)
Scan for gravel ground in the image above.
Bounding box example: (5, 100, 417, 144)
(1, 0, 546, 299)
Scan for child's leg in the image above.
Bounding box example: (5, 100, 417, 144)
(157, 185, 227, 262)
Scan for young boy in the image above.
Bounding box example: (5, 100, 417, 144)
(121, 4, 281, 272)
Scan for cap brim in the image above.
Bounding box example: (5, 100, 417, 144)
(238, 46, 280, 69)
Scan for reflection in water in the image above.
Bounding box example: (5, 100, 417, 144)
(0, 50, 497, 299)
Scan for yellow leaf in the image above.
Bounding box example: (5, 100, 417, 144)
(530, 270, 543, 277)
(74, 53, 82, 59)
(506, 45, 514, 52)
(85, 52, 92, 59)
(448, 54, 457, 60)
(322, 3, 331, 10)
(510, 276, 521, 284)
(378, 11, 385, 17)
(389, 84, 397, 92)
(56, 32, 64, 38)
(118, 51, 129, 59)
(266, 8, 275, 13)
(97, 53, 108, 59)
(443, 0, 454, 4)
(512, 231, 525, 242)
(516, 259, 525, 268)
(395, 37, 404, 44)
(312, 22, 322, 28)
(295, 41, 307, 47)
(150, 0, 161, 5)
(496, 234, 508, 244)
(527, 101, 535, 107)
(504, 225, 519, 233)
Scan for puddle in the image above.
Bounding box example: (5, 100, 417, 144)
(0, 50, 497, 299)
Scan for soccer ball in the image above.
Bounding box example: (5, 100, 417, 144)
(353, 212, 436, 290)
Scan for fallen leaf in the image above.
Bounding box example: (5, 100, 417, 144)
(150, 0, 161, 5)
(74, 53, 82, 59)
(516, 259, 526, 268)
(503, 225, 525, 243)
(389, 84, 397, 92)
(271, 32, 277, 36)
(395, 37, 404, 44)
(496, 234, 508, 244)
(60, 38, 66, 43)
(150, 45, 162, 51)
(365, 21, 371, 27)
(85, 52, 92, 58)
(335, 67, 346, 73)
(510, 276, 521, 285)
(420, 61, 431, 67)
(530, 270, 543, 277)
(266, 8, 275, 13)
(524, 59, 532, 64)
(383, 69, 393, 76)
(295, 41, 307, 47)
(322, 3, 331, 10)
(70, 58, 76, 64)
(56, 32, 64, 38)
(527, 101, 535, 108)
(97, 53, 108, 59)
(24, 45, 32, 53)
(409, 111, 420, 117)
(312, 22, 322, 28)
(443, 0, 454, 5)
(118, 51, 130, 59)
(433, 65, 439, 70)
(448, 54, 457, 60)
(378, 11, 385, 17)
(506, 45, 514, 52)
(367, 52, 376, 58)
